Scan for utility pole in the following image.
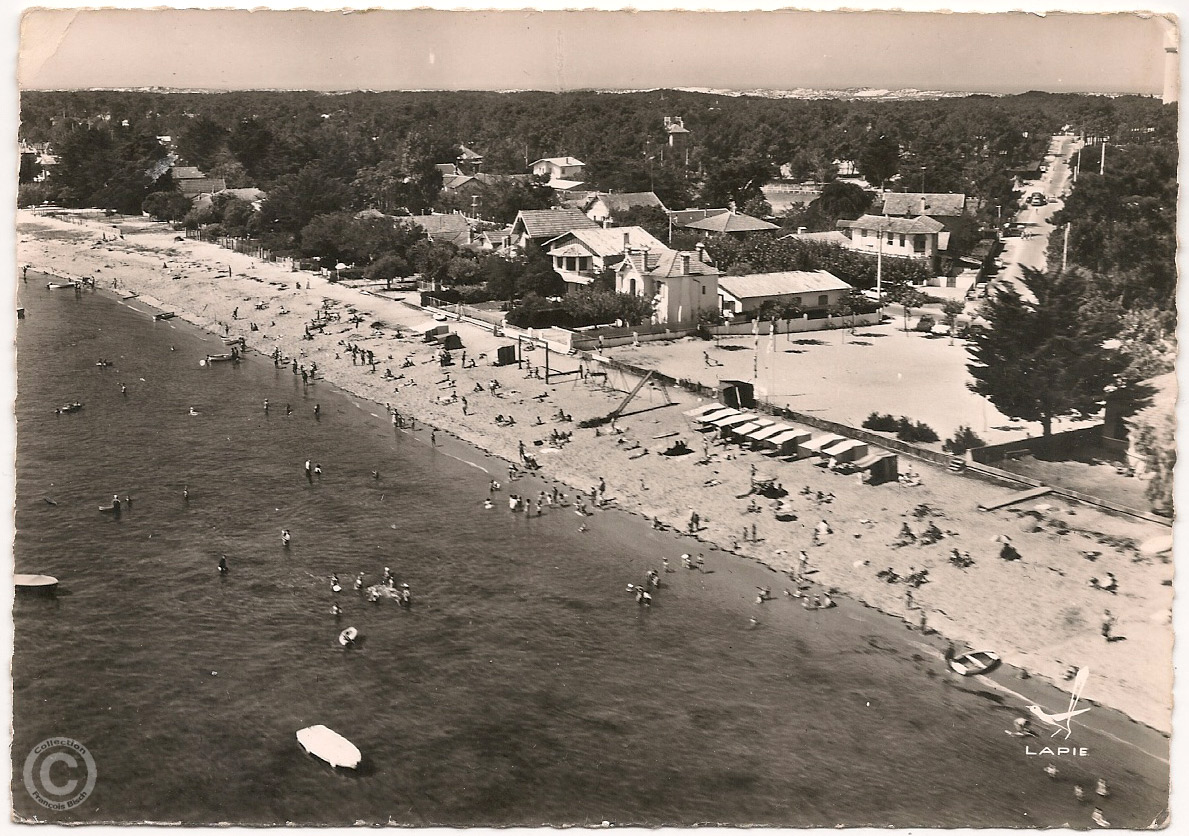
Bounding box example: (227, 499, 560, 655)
(1062, 223, 1071, 273)
(1099, 141, 1106, 176)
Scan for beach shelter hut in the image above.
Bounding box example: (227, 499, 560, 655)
(423, 324, 450, 342)
(693, 406, 739, 425)
(727, 418, 775, 440)
(435, 332, 463, 351)
(800, 433, 846, 457)
(821, 438, 869, 463)
(855, 451, 899, 484)
(495, 345, 518, 366)
(720, 380, 756, 409)
(744, 422, 792, 443)
(764, 428, 813, 457)
(684, 403, 726, 419)
(710, 413, 756, 433)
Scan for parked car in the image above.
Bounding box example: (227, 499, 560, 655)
(1029, 192, 1047, 206)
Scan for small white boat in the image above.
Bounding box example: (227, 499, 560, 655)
(338, 627, 358, 646)
(296, 725, 361, 770)
(15, 574, 58, 591)
(46, 282, 75, 290)
(946, 649, 1001, 676)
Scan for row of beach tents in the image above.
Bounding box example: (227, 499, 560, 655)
(684, 403, 898, 483)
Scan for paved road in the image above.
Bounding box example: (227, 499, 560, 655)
(993, 133, 1083, 302)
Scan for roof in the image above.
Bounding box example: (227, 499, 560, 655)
(669, 208, 730, 227)
(441, 174, 475, 191)
(543, 226, 667, 258)
(838, 214, 945, 234)
(684, 211, 779, 234)
(532, 157, 585, 168)
(512, 208, 600, 239)
(548, 179, 588, 191)
(408, 213, 471, 246)
(590, 192, 667, 214)
(665, 123, 691, 134)
(778, 230, 851, 247)
(624, 248, 721, 279)
(876, 192, 967, 217)
(719, 270, 851, 301)
(457, 145, 483, 161)
(435, 163, 462, 177)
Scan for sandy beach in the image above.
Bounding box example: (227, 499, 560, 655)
(17, 210, 1174, 734)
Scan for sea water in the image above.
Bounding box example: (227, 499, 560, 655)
(12, 280, 1167, 826)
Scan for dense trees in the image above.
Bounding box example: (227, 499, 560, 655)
(709, 236, 932, 293)
(966, 268, 1127, 436)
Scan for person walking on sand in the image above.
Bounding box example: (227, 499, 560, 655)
(314, 403, 320, 419)
(263, 399, 269, 413)
(431, 429, 438, 446)
(1101, 609, 1116, 640)
(218, 556, 229, 575)
(286, 403, 292, 416)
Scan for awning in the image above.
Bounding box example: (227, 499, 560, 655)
(764, 429, 812, 448)
(684, 403, 725, 419)
(822, 439, 869, 461)
(693, 407, 739, 424)
(855, 451, 896, 470)
(746, 422, 793, 441)
(710, 413, 757, 429)
(801, 434, 846, 454)
(729, 419, 775, 436)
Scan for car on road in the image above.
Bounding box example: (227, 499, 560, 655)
(1029, 192, 1047, 206)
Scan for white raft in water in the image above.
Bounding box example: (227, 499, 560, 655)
(296, 725, 361, 769)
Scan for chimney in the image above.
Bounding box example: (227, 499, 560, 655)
(798, 226, 807, 234)
(695, 242, 707, 263)
(681, 253, 691, 275)
(603, 219, 611, 229)
(623, 231, 631, 252)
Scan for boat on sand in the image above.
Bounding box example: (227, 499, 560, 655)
(945, 647, 1001, 676)
(15, 574, 59, 592)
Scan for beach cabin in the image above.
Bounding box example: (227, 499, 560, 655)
(821, 439, 869, 463)
(800, 433, 846, 458)
(720, 380, 755, 410)
(709, 413, 756, 437)
(727, 418, 775, 441)
(684, 403, 726, 420)
(743, 422, 792, 446)
(764, 428, 813, 457)
(693, 406, 739, 427)
(855, 450, 899, 484)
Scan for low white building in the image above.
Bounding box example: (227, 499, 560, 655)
(836, 214, 944, 273)
(718, 270, 852, 317)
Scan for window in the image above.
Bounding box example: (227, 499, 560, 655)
(792, 296, 801, 306)
(899, 234, 906, 247)
(701, 286, 706, 295)
(818, 294, 828, 307)
(629, 278, 637, 295)
(887, 232, 894, 245)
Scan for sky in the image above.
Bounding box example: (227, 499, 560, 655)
(15, 6, 1178, 96)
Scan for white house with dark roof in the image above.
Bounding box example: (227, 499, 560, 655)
(718, 270, 852, 317)
(542, 226, 667, 288)
(509, 208, 600, 249)
(836, 214, 945, 272)
(615, 244, 720, 326)
(530, 156, 586, 181)
(583, 192, 667, 225)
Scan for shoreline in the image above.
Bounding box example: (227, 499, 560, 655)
(16, 210, 1174, 737)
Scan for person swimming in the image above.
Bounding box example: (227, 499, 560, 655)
(188, 406, 199, 416)
(281, 529, 291, 547)
(218, 556, 229, 575)
(331, 603, 342, 619)
(331, 573, 341, 592)
(483, 499, 493, 509)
